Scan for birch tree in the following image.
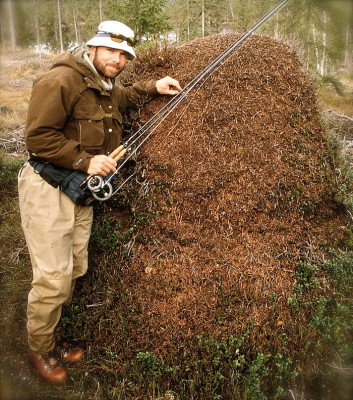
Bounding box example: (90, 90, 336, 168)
(57, 0, 64, 52)
(0, 0, 17, 49)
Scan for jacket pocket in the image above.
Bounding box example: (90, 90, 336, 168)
(74, 104, 106, 149)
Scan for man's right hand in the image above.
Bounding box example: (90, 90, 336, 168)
(87, 155, 117, 176)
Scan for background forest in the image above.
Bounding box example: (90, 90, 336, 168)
(1, 0, 352, 78)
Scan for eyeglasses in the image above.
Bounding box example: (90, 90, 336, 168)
(97, 32, 137, 47)
(110, 34, 137, 47)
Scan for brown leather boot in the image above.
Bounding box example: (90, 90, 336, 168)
(56, 340, 84, 363)
(28, 348, 67, 384)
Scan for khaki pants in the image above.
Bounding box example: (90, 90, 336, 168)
(18, 163, 93, 353)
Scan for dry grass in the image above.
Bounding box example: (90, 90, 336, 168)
(0, 49, 53, 136)
(320, 91, 353, 117)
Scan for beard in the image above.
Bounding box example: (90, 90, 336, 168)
(92, 55, 122, 80)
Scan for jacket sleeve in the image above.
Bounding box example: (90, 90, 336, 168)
(25, 73, 93, 172)
(114, 79, 159, 115)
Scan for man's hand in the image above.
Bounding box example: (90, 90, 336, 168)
(87, 155, 117, 176)
(156, 76, 182, 95)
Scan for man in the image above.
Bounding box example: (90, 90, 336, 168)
(18, 20, 181, 384)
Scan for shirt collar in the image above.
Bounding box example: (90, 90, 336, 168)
(83, 51, 113, 91)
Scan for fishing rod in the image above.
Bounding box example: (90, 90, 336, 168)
(91, 0, 291, 201)
(119, 0, 290, 155)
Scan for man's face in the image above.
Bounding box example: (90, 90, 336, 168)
(90, 46, 127, 80)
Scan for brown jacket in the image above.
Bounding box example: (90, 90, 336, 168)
(25, 47, 159, 172)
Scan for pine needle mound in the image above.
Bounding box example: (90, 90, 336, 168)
(114, 34, 347, 356)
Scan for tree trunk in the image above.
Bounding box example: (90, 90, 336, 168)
(344, 23, 352, 69)
(99, 0, 103, 21)
(312, 23, 320, 74)
(201, 0, 205, 38)
(57, 0, 64, 52)
(73, 5, 79, 45)
(187, 0, 190, 42)
(321, 11, 327, 76)
(34, 1, 41, 58)
(6, 0, 16, 50)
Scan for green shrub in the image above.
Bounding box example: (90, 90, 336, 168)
(320, 75, 346, 96)
(0, 154, 24, 191)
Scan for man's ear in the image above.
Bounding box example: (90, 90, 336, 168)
(89, 46, 97, 58)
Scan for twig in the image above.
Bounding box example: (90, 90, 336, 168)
(326, 361, 353, 376)
(326, 110, 353, 122)
(289, 389, 297, 400)
(86, 303, 104, 308)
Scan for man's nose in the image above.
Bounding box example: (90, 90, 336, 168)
(113, 51, 123, 64)
(112, 53, 121, 63)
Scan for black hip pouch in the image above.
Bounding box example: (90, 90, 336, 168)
(28, 159, 95, 206)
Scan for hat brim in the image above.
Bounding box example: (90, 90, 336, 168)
(86, 37, 136, 60)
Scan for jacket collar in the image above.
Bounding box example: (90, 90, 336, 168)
(71, 46, 114, 92)
(81, 52, 113, 91)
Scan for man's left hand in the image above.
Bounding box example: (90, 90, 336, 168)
(156, 76, 182, 95)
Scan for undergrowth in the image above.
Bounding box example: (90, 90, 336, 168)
(318, 73, 353, 116)
(1, 147, 353, 399)
(54, 179, 353, 400)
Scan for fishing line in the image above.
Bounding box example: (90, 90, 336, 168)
(105, 0, 290, 192)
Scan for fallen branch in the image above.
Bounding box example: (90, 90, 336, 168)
(326, 110, 353, 122)
(0, 125, 26, 154)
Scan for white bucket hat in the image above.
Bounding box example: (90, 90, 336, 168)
(86, 21, 136, 60)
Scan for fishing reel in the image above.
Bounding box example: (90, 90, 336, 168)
(86, 174, 113, 202)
